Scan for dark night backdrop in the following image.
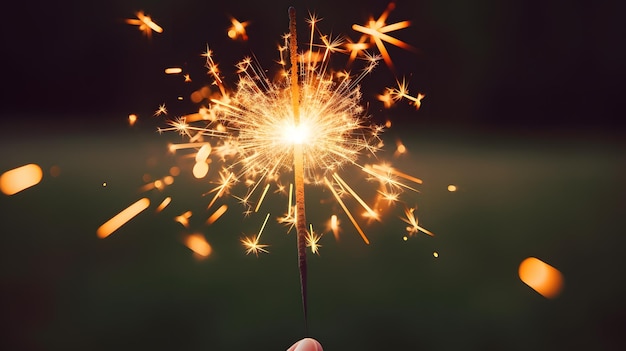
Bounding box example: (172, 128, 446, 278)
(1, 0, 624, 350)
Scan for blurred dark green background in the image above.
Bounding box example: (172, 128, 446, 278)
(1, 0, 625, 350)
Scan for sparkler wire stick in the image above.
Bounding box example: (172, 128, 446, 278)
(288, 6, 309, 332)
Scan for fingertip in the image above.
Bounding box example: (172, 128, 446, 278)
(287, 337, 323, 351)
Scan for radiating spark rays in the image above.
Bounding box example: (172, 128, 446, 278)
(305, 224, 322, 255)
(147, 8, 433, 329)
(159, 9, 430, 248)
(401, 207, 434, 237)
(387, 78, 425, 109)
(97, 198, 150, 238)
(350, 2, 416, 70)
(241, 213, 271, 256)
(205, 170, 236, 210)
(126, 11, 163, 38)
(154, 104, 167, 116)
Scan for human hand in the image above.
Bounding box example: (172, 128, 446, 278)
(287, 337, 323, 351)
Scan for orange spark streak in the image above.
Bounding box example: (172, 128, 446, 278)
(184, 233, 212, 257)
(97, 198, 150, 238)
(155, 197, 172, 213)
(164, 67, 183, 74)
(206, 204, 228, 224)
(350, 2, 416, 69)
(372, 163, 423, 184)
(192, 161, 209, 178)
(126, 11, 163, 38)
(332, 173, 379, 220)
(0, 164, 43, 195)
(324, 177, 369, 244)
(254, 183, 271, 213)
(519, 257, 564, 299)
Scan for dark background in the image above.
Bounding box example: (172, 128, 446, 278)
(1, 0, 625, 350)
(1, 0, 624, 130)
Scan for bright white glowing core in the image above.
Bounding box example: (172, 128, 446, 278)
(283, 123, 310, 145)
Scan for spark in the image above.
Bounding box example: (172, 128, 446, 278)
(154, 104, 167, 116)
(126, 11, 163, 38)
(128, 113, 138, 126)
(447, 184, 457, 192)
(138, 175, 174, 192)
(0, 164, 43, 195)
(394, 140, 407, 157)
(206, 204, 228, 225)
(164, 67, 183, 75)
(155, 197, 172, 213)
(174, 210, 192, 228)
(519, 257, 564, 298)
(328, 215, 340, 241)
(184, 233, 212, 257)
(377, 88, 394, 108)
(401, 206, 434, 237)
(241, 213, 271, 256)
(388, 78, 425, 109)
(305, 224, 322, 255)
(351, 2, 416, 70)
(254, 183, 271, 213)
(228, 17, 249, 41)
(97, 198, 150, 238)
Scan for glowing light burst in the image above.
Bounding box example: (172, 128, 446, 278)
(153, 5, 432, 329)
(126, 11, 163, 38)
(227, 17, 249, 41)
(350, 2, 417, 70)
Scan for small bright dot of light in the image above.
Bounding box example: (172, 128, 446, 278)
(433, 251, 439, 258)
(403, 236, 408, 241)
(102, 182, 107, 187)
(447, 184, 457, 192)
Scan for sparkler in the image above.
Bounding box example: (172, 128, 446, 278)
(118, 3, 432, 330)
